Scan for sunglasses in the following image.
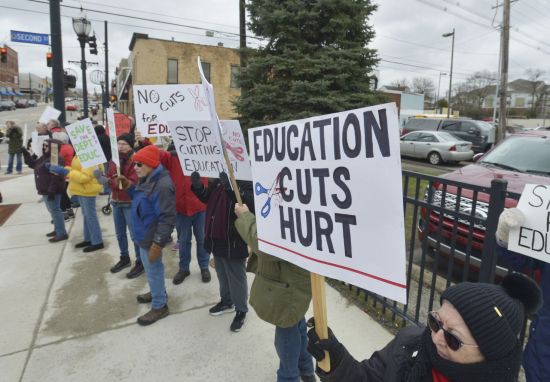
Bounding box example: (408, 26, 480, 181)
(428, 311, 479, 351)
(134, 162, 143, 168)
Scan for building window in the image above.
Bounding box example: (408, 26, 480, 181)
(167, 59, 178, 84)
(515, 97, 525, 107)
(230, 65, 240, 88)
(201, 61, 211, 83)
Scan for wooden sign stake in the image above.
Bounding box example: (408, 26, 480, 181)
(50, 143, 59, 166)
(311, 273, 331, 372)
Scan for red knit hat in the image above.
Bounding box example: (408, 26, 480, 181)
(133, 145, 160, 168)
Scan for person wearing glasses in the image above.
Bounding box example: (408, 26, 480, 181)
(307, 272, 541, 382)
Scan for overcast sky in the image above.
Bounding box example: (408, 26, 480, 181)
(1, 0, 549, 96)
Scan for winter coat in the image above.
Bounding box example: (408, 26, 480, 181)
(107, 154, 138, 203)
(66, 157, 103, 197)
(7, 125, 23, 154)
(94, 126, 112, 162)
(22, 141, 65, 196)
(497, 244, 550, 382)
(127, 165, 176, 249)
(158, 150, 207, 216)
(192, 179, 254, 259)
(235, 211, 311, 328)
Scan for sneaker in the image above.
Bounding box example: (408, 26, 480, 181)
(200, 268, 211, 283)
(48, 234, 69, 243)
(75, 241, 91, 249)
(67, 209, 75, 219)
(110, 258, 131, 273)
(230, 311, 246, 332)
(301, 375, 317, 382)
(209, 301, 235, 316)
(46, 230, 56, 237)
(172, 269, 190, 285)
(83, 243, 104, 253)
(137, 305, 169, 326)
(136, 292, 152, 304)
(126, 261, 144, 279)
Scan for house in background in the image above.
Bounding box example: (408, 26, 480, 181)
(379, 85, 425, 126)
(482, 79, 550, 117)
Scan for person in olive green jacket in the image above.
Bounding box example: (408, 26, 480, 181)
(234, 204, 316, 382)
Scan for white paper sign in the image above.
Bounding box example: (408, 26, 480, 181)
(220, 120, 252, 181)
(248, 103, 407, 303)
(39, 106, 61, 124)
(65, 118, 106, 169)
(133, 84, 210, 137)
(106, 108, 120, 168)
(31, 132, 48, 158)
(508, 184, 550, 263)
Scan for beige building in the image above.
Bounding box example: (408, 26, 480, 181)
(115, 33, 241, 119)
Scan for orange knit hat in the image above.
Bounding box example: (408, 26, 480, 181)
(133, 145, 160, 168)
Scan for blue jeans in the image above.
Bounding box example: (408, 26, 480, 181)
(43, 194, 67, 237)
(112, 202, 140, 261)
(214, 257, 248, 313)
(274, 318, 314, 382)
(7, 152, 22, 173)
(78, 196, 102, 245)
(139, 247, 167, 309)
(175, 211, 209, 271)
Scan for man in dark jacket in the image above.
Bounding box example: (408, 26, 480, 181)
(119, 145, 175, 326)
(5, 121, 23, 174)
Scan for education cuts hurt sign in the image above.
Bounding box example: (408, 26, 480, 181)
(133, 84, 210, 137)
(248, 103, 407, 303)
(508, 184, 550, 263)
(65, 118, 107, 169)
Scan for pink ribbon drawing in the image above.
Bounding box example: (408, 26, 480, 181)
(225, 142, 245, 161)
(188, 86, 208, 112)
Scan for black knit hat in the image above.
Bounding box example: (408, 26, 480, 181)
(440, 272, 541, 361)
(117, 133, 135, 148)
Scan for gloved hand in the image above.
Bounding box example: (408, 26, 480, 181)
(219, 171, 231, 191)
(496, 208, 525, 247)
(49, 164, 69, 177)
(116, 175, 131, 190)
(307, 317, 345, 373)
(191, 171, 202, 189)
(148, 242, 163, 263)
(93, 168, 102, 179)
(47, 193, 55, 202)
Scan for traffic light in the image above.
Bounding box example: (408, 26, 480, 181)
(63, 74, 76, 90)
(110, 94, 117, 103)
(1, 47, 7, 64)
(88, 35, 98, 55)
(46, 52, 52, 67)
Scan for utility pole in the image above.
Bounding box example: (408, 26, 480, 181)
(239, 0, 246, 67)
(29, 73, 33, 100)
(443, 29, 455, 118)
(104, 21, 110, 113)
(497, 0, 511, 144)
(48, 0, 66, 122)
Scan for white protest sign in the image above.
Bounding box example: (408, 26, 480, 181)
(31, 132, 48, 157)
(65, 118, 106, 169)
(198, 56, 220, 132)
(248, 103, 407, 303)
(106, 108, 120, 168)
(221, 120, 252, 181)
(133, 84, 210, 137)
(39, 106, 62, 124)
(508, 184, 550, 263)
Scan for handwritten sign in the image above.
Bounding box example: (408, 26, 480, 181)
(132, 84, 210, 137)
(31, 132, 48, 157)
(220, 120, 252, 181)
(509, 185, 550, 263)
(65, 118, 106, 169)
(248, 103, 407, 303)
(106, 108, 120, 168)
(39, 106, 61, 124)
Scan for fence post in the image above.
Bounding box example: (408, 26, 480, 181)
(478, 178, 508, 283)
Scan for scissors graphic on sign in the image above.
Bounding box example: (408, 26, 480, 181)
(188, 86, 208, 112)
(255, 172, 285, 218)
(225, 142, 245, 161)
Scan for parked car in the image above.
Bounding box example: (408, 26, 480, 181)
(15, 99, 29, 108)
(28, 100, 37, 107)
(66, 104, 78, 111)
(0, 100, 16, 111)
(402, 117, 496, 153)
(535, 126, 550, 131)
(400, 131, 473, 165)
(418, 131, 550, 274)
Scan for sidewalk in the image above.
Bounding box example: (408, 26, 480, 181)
(0, 173, 393, 382)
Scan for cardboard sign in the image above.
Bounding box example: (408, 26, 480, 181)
(31, 132, 48, 157)
(508, 184, 550, 263)
(220, 120, 252, 181)
(106, 108, 120, 168)
(39, 106, 61, 124)
(50, 143, 59, 166)
(248, 103, 407, 303)
(65, 118, 107, 169)
(133, 84, 210, 137)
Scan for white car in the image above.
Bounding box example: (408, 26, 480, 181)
(400, 131, 474, 165)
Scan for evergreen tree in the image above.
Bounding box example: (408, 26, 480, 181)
(235, 0, 384, 130)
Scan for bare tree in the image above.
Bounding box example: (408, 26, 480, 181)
(452, 70, 497, 118)
(411, 77, 436, 97)
(525, 68, 547, 116)
(389, 78, 410, 89)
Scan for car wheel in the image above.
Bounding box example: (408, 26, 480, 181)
(428, 152, 442, 165)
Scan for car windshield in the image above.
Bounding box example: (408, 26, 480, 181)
(481, 135, 550, 175)
(436, 132, 461, 142)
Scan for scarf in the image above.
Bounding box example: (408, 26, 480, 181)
(403, 328, 522, 382)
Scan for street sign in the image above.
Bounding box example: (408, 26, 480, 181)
(10, 30, 50, 46)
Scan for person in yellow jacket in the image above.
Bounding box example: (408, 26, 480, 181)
(50, 157, 104, 252)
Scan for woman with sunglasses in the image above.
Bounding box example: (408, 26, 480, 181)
(307, 272, 541, 382)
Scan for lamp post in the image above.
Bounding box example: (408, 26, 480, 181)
(72, 15, 92, 118)
(436, 72, 447, 112)
(443, 29, 455, 118)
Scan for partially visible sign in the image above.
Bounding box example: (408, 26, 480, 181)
(508, 184, 550, 263)
(65, 118, 106, 169)
(220, 120, 252, 181)
(10, 30, 50, 45)
(113, 113, 131, 136)
(106, 108, 120, 168)
(39, 106, 62, 124)
(31, 132, 48, 158)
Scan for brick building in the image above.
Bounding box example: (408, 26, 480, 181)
(0, 45, 21, 100)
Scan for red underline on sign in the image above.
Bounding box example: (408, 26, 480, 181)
(258, 238, 407, 289)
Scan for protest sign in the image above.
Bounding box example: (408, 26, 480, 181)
(248, 103, 407, 303)
(220, 120, 252, 181)
(133, 84, 210, 137)
(508, 184, 550, 263)
(106, 108, 120, 168)
(65, 118, 106, 169)
(39, 106, 61, 124)
(31, 132, 48, 157)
